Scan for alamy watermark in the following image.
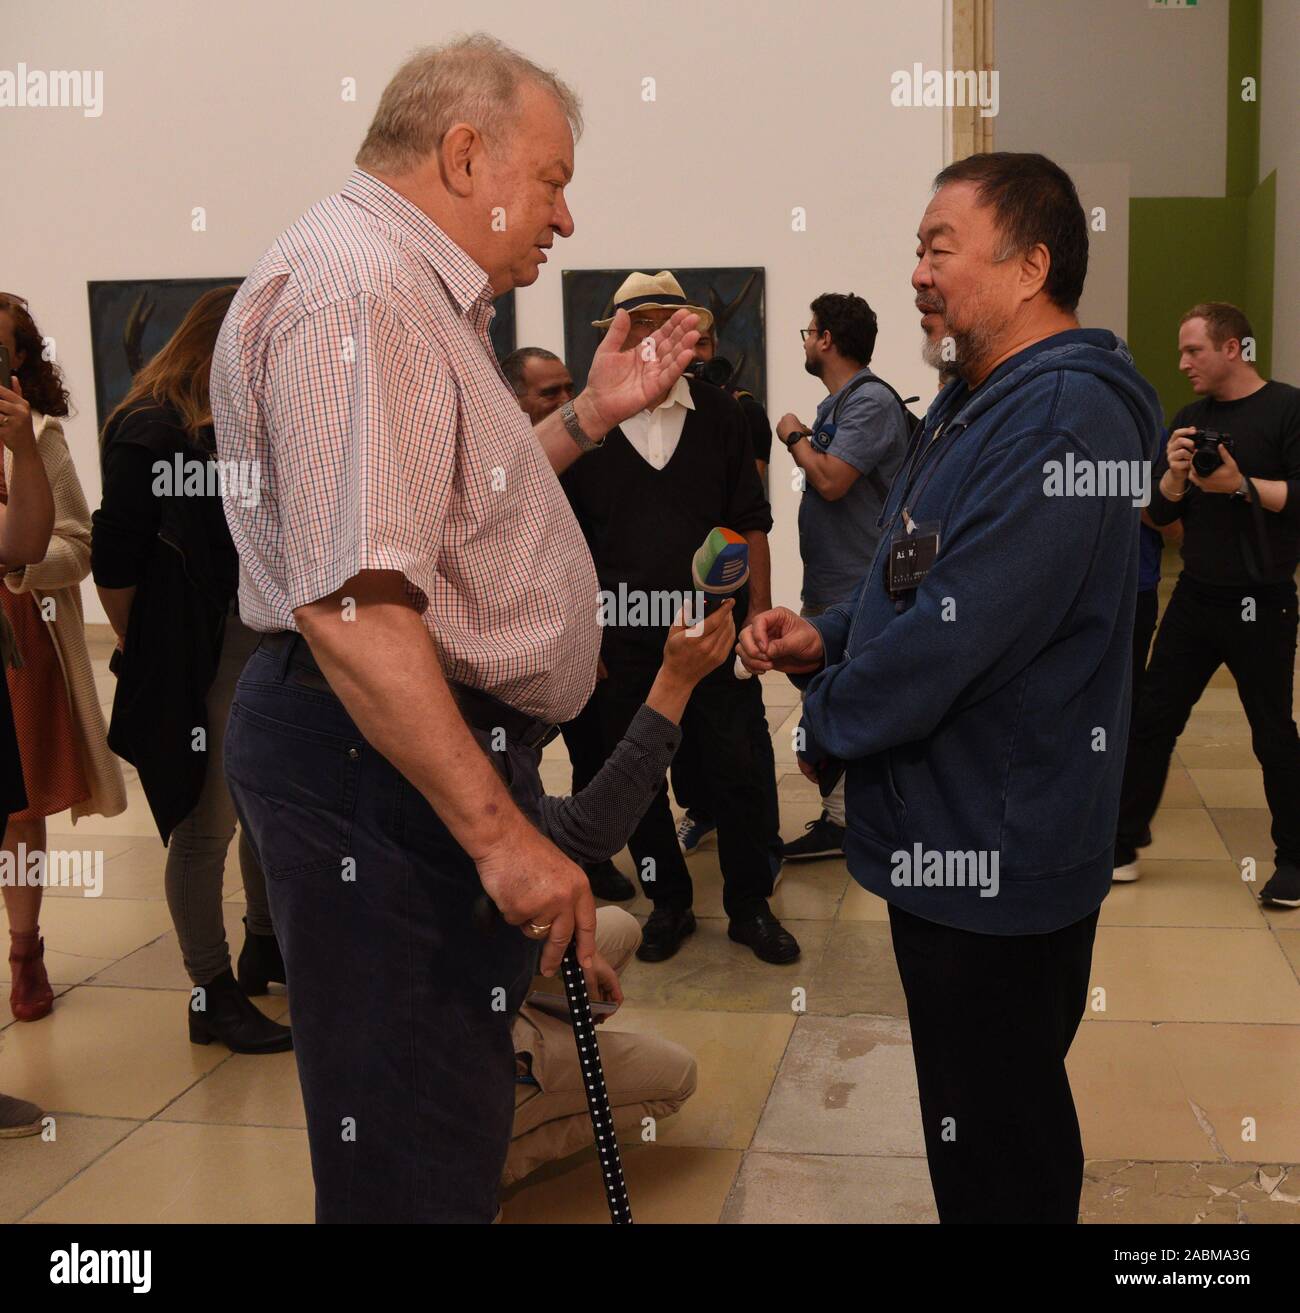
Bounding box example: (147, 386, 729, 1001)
(152, 454, 262, 508)
(597, 585, 705, 630)
(0, 844, 103, 897)
(890, 64, 999, 118)
(1043, 454, 1151, 507)
(890, 843, 1000, 898)
(0, 64, 103, 118)
(50, 1245, 150, 1294)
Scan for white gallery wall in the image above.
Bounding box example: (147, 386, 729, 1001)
(1, 0, 947, 621)
(996, 0, 1230, 199)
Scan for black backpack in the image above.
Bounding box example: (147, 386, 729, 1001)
(822, 372, 922, 500)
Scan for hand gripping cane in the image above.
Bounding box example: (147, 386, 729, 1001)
(474, 896, 632, 1223)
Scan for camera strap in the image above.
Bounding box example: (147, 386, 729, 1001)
(1239, 486, 1275, 584)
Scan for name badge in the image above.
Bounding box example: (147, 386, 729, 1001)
(887, 519, 940, 594)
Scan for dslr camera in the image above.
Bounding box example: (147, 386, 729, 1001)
(1189, 429, 1234, 478)
(685, 356, 735, 390)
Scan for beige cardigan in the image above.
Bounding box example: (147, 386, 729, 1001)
(4, 414, 127, 821)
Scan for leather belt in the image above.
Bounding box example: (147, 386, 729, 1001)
(257, 632, 560, 751)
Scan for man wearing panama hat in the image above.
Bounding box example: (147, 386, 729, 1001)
(590, 271, 714, 335)
(563, 271, 795, 966)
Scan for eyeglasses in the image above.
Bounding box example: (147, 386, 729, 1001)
(800, 328, 822, 342)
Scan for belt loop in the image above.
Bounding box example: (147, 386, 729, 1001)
(274, 632, 299, 683)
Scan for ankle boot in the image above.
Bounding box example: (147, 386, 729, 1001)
(9, 931, 54, 1022)
(236, 917, 286, 996)
(188, 968, 292, 1054)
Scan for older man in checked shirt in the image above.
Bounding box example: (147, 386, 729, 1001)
(212, 35, 701, 1223)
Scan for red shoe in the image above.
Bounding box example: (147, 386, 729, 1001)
(9, 934, 54, 1022)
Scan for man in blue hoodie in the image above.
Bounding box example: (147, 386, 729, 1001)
(738, 153, 1161, 1224)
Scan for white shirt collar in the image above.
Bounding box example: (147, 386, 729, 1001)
(643, 375, 695, 415)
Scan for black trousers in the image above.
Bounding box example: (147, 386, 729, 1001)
(1130, 587, 1159, 727)
(669, 733, 708, 819)
(594, 663, 779, 920)
(888, 902, 1099, 1224)
(1116, 577, 1300, 866)
(559, 689, 604, 795)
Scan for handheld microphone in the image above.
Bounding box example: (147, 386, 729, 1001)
(689, 526, 753, 679)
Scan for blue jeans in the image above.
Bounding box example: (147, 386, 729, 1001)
(225, 636, 539, 1222)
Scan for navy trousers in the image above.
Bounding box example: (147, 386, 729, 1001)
(225, 636, 539, 1222)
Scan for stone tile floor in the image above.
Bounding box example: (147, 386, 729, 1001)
(1, 597, 1297, 1225)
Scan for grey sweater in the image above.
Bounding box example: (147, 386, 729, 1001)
(535, 705, 681, 865)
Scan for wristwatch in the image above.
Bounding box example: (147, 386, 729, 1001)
(560, 400, 604, 453)
(783, 427, 810, 449)
(1232, 476, 1252, 502)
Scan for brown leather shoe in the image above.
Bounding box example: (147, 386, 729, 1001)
(9, 932, 54, 1022)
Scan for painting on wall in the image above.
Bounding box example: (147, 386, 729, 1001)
(87, 277, 242, 432)
(561, 267, 766, 406)
(489, 291, 516, 362)
(88, 279, 517, 432)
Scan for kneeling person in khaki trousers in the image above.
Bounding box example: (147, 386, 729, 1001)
(490, 603, 738, 1189)
(506, 905, 697, 1188)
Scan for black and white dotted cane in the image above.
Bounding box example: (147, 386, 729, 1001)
(473, 895, 632, 1224)
(559, 939, 633, 1224)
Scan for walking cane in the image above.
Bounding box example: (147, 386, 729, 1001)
(475, 896, 633, 1224)
(558, 938, 633, 1224)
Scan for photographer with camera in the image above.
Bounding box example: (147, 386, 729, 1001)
(1114, 303, 1300, 904)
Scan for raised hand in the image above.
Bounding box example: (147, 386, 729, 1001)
(581, 308, 700, 431)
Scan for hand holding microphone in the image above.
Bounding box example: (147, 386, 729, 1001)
(690, 527, 756, 680)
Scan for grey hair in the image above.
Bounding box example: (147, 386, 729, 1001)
(356, 33, 583, 174)
(501, 346, 561, 395)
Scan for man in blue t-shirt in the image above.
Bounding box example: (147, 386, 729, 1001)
(773, 293, 910, 859)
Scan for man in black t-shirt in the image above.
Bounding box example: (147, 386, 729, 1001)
(1114, 303, 1300, 906)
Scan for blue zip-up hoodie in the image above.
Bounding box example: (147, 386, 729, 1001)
(800, 329, 1162, 935)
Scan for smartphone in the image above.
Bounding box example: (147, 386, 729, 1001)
(0, 343, 11, 387)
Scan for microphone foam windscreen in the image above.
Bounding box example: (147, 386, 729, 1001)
(692, 526, 749, 594)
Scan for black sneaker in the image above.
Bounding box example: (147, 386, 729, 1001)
(636, 907, 696, 962)
(728, 911, 800, 964)
(586, 860, 636, 902)
(782, 812, 845, 861)
(1260, 862, 1300, 908)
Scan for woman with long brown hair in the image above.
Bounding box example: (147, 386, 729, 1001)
(0, 307, 57, 1134)
(93, 285, 289, 1054)
(0, 293, 125, 1026)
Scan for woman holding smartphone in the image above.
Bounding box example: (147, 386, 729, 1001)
(0, 294, 125, 1026)
(93, 285, 289, 1055)
(0, 332, 56, 1131)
